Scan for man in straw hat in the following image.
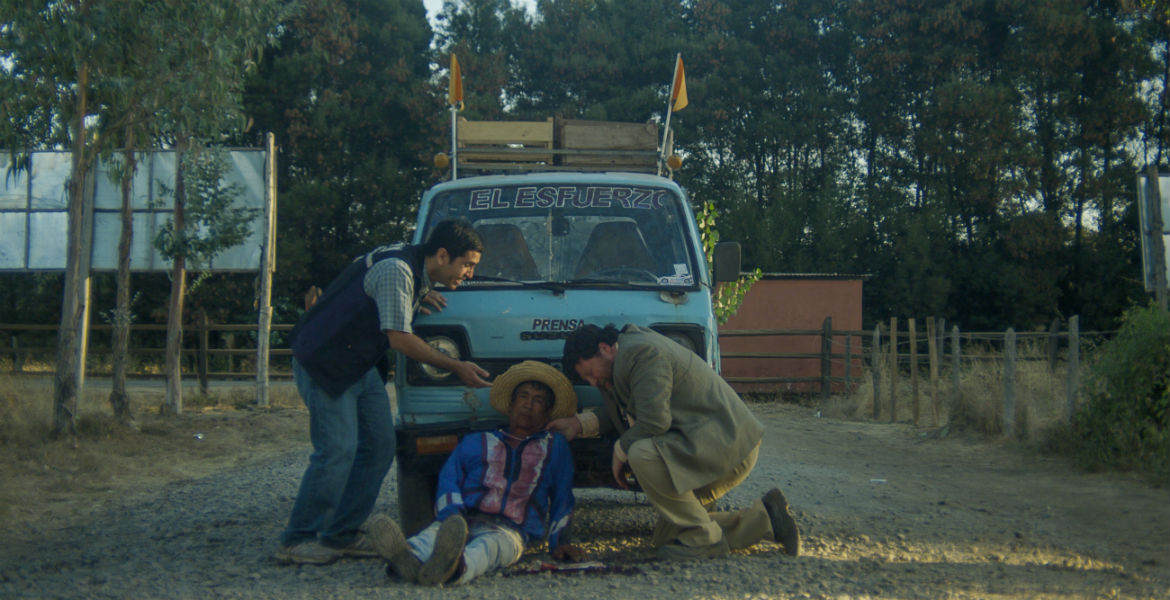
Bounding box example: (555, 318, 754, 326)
(367, 361, 586, 586)
(551, 323, 800, 562)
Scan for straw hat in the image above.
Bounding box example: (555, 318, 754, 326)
(489, 361, 577, 419)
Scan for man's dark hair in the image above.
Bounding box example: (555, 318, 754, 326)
(562, 324, 620, 374)
(422, 219, 484, 259)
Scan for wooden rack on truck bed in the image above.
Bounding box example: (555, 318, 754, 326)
(439, 115, 676, 177)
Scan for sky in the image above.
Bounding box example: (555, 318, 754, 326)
(422, 0, 536, 23)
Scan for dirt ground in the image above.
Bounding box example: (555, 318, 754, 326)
(747, 401, 1170, 599)
(1, 387, 1167, 599)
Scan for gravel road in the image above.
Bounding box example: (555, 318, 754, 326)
(2, 402, 1167, 599)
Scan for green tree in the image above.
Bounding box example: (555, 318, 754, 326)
(242, 0, 436, 318)
(1, 0, 125, 436)
(148, 0, 286, 415)
(510, 0, 688, 120)
(433, 0, 529, 119)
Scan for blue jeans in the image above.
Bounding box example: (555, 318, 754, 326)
(280, 359, 396, 548)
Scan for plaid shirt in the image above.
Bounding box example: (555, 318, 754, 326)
(363, 244, 432, 334)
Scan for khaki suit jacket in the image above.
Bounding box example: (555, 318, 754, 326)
(598, 325, 764, 494)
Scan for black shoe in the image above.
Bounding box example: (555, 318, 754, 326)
(655, 538, 730, 561)
(417, 514, 468, 586)
(762, 488, 800, 556)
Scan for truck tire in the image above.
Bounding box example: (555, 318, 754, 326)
(396, 462, 437, 536)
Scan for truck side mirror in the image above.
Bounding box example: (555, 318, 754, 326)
(712, 242, 742, 282)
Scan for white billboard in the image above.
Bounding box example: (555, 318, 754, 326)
(0, 149, 269, 272)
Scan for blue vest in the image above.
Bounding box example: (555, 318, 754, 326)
(290, 245, 425, 397)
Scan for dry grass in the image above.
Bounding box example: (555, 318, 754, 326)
(821, 350, 1079, 444)
(0, 374, 307, 540)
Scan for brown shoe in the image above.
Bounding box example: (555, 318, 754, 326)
(655, 538, 730, 561)
(330, 533, 380, 558)
(762, 487, 800, 556)
(275, 542, 339, 565)
(366, 514, 421, 582)
(417, 514, 467, 586)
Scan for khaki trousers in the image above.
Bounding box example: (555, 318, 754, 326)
(627, 439, 773, 548)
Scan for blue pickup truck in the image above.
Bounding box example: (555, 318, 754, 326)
(393, 118, 740, 533)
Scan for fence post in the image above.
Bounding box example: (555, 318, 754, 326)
(871, 325, 882, 420)
(1066, 315, 1080, 425)
(927, 317, 939, 426)
(1047, 317, 1060, 372)
(224, 332, 235, 374)
(198, 309, 210, 395)
(950, 324, 960, 423)
(1004, 327, 1017, 437)
(844, 332, 853, 393)
(909, 318, 919, 425)
(888, 317, 898, 422)
(10, 335, 21, 373)
(821, 316, 832, 402)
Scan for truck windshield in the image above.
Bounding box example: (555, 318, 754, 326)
(421, 183, 699, 288)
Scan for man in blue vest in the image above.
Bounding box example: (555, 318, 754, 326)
(276, 220, 492, 565)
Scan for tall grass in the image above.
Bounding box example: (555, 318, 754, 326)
(821, 348, 1081, 444)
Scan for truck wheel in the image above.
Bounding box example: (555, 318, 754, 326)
(396, 462, 437, 536)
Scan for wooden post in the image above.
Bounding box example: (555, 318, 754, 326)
(197, 309, 209, 395)
(256, 133, 277, 407)
(844, 333, 853, 393)
(871, 325, 882, 420)
(10, 335, 21, 373)
(821, 316, 832, 402)
(1144, 166, 1168, 312)
(950, 324, 960, 423)
(1004, 327, 1017, 437)
(937, 317, 946, 364)
(927, 317, 939, 426)
(224, 332, 235, 373)
(1066, 315, 1080, 425)
(888, 317, 898, 422)
(1047, 317, 1060, 372)
(909, 318, 919, 426)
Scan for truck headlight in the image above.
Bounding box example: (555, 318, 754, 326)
(419, 335, 460, 380)
(662, 330, 699, 354)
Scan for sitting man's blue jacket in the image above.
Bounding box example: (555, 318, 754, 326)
(434, 428, 574, 549)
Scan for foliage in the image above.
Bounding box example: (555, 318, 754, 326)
(241, 0, 435, 317)
(152, 147, 258, 267)
(697, 200, 760, 324)
(3, 0, 1168, 344)
(1072, 305, 1170, 482)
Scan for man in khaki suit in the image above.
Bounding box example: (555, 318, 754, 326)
(550, 324, 800, 561)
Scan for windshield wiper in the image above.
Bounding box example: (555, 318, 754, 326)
(563, 278, 678, 291)
(468, 276, 566, 294)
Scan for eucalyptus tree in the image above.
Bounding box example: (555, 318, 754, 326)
(93, 0, 178, 422)
(147, 0, 287, 415)
(0, 0, 130, 436)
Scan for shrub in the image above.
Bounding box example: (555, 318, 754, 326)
(1072, 304, 1170, 482)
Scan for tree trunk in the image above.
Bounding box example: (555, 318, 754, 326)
(164, 147, 187, 416)
(52, 62, 89, 439)
(109, 142, 137, 423)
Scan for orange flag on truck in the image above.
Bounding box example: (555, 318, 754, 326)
(449, 54, 463, 107)
(670, 55, 688, 112)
